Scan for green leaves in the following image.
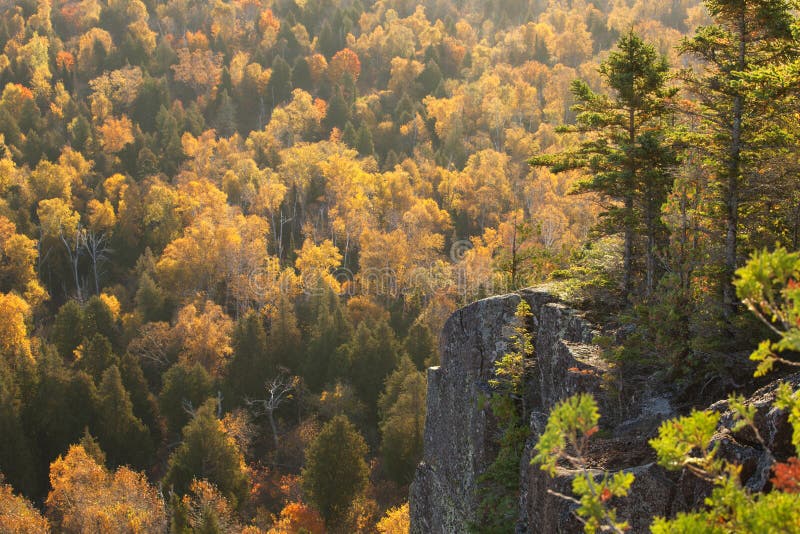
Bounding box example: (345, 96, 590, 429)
(533, 393, 600, 475)
(734, 247, 800, 375)
(649, 410, 721, 477)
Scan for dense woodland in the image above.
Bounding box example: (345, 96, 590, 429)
(0, 0, 799, 531)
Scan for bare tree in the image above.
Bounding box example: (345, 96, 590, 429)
(82, 229, 112, 295)
(246, 373, 297, 449)
(60, 224, 85, 302)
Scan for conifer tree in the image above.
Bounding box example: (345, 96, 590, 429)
(378, 356, 426, 484)
(96, 365, 153, 469)
(225, 311, 271, 404)
(680, 0, 797, 316)
(268, 295, 303, 373)
(302, 415, 369, 526)
(531, 32, 675, 299)
(159, 362, 214, 436)
(164, 400, 249, 509)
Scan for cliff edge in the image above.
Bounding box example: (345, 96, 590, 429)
(409, 288, 798, 533)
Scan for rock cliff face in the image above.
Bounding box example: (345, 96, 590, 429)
(409, 289, 797, 533)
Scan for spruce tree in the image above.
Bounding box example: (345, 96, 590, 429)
(225, 311, 271, 404)
(302, 415, 369, 526)
(680, 0, 796, 316)
(96, 365, 153, 469)
(164, 400, 249, 509)
(531, 32, 675, 299)
(159, 362, 213, 437)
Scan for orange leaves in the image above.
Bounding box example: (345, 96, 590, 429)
(56, 51, 75, 72)
(772, 458, 800, 493)
(46, 445, 166, 533)
(0, 482, 50, 533)
(259, 8, 280, 34)
(172, 49, 224, 103)
(268, 502, 325, 534)
(97, 115, 134, 154)
(329, 48, 361, 84)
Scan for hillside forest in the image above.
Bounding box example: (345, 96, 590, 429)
(0, 0, 799, 531)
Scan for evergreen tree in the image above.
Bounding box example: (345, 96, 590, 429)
(680, 0, 797, 316)
(342, 121, 358, 148)
(356, 125, 375, 157)
(0, 366, 36, 495)
(378, 356, 426, 484)
(225, 311, 271, 404)
(418, 59, 443, 96)
(324, 86, 350, 132)
(119, 353, 163, 444)
(83, 296, 120, 352)
(155, 106, 183, 176)
(164, 400, 249, 509)
(96, 365, 153, 469)
(268, 56, 293, 108)
(302, 415, 369, 526)
(76, 334, 117, 383)
(302, 286, 351, 391)
(136, 273, 168, 322)
(53, 300, 84, 360)
(159, 362, 214, 437)
(213, 90, 238, 138)
(268, 296, 303, 373)
(531, 32, 675, 299)
(404, 320, 438, 369)
(291, 56, 313, 91)
(339, 317, 401, 411)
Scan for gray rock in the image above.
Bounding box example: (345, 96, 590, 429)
(409, 288, 800, 533)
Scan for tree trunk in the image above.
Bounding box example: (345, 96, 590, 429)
(723, 12, 747, 319)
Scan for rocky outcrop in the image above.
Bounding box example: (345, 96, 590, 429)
(410, 288, 799, 533)
(410, 288, 607, 533)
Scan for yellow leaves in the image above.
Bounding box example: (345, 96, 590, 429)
(29, 158, 75, 202)
(0, 482, 50, 533)
(295, 238, 343, 292)
(174, 300, 234, 376)
(87, 199, 116, 232)
(0, 292, 32, 363)
(267, 501, 325, 534)
(99, 293, 121, 320)
(376, 503, 410, 534)
(0, 215, 46, 308)
(77, 28, 114, 73)
(46, 445, 167, 534)
(172, 48, 224, 103)
(98, 115, 134, 154)
(89, 66, 144, 109)
(37, 198, 80, 238)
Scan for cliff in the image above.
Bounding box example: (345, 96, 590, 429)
(409, 288, 798, 533)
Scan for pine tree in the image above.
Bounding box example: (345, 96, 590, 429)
(96, 365, 153, 469)
(378, 356, 426, 484)
(76, 334, 117, 383)
(53, 300, 84, 360)
(302, 286, 351, 391)
(268, 295, 303, 373)
(225, 311, 271, 404)
(158, 362, 213, 437)
(531, 32, 675, 299)
(404, 320, 438, 369)
(302, 415, 369, 526)
(324, 86, 350, 132)
(680, 0, 797, 316)
(268, 56, 293, 109)
(164, 400, 249, 509)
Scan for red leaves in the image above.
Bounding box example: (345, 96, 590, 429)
(772, 457, 800, 493)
